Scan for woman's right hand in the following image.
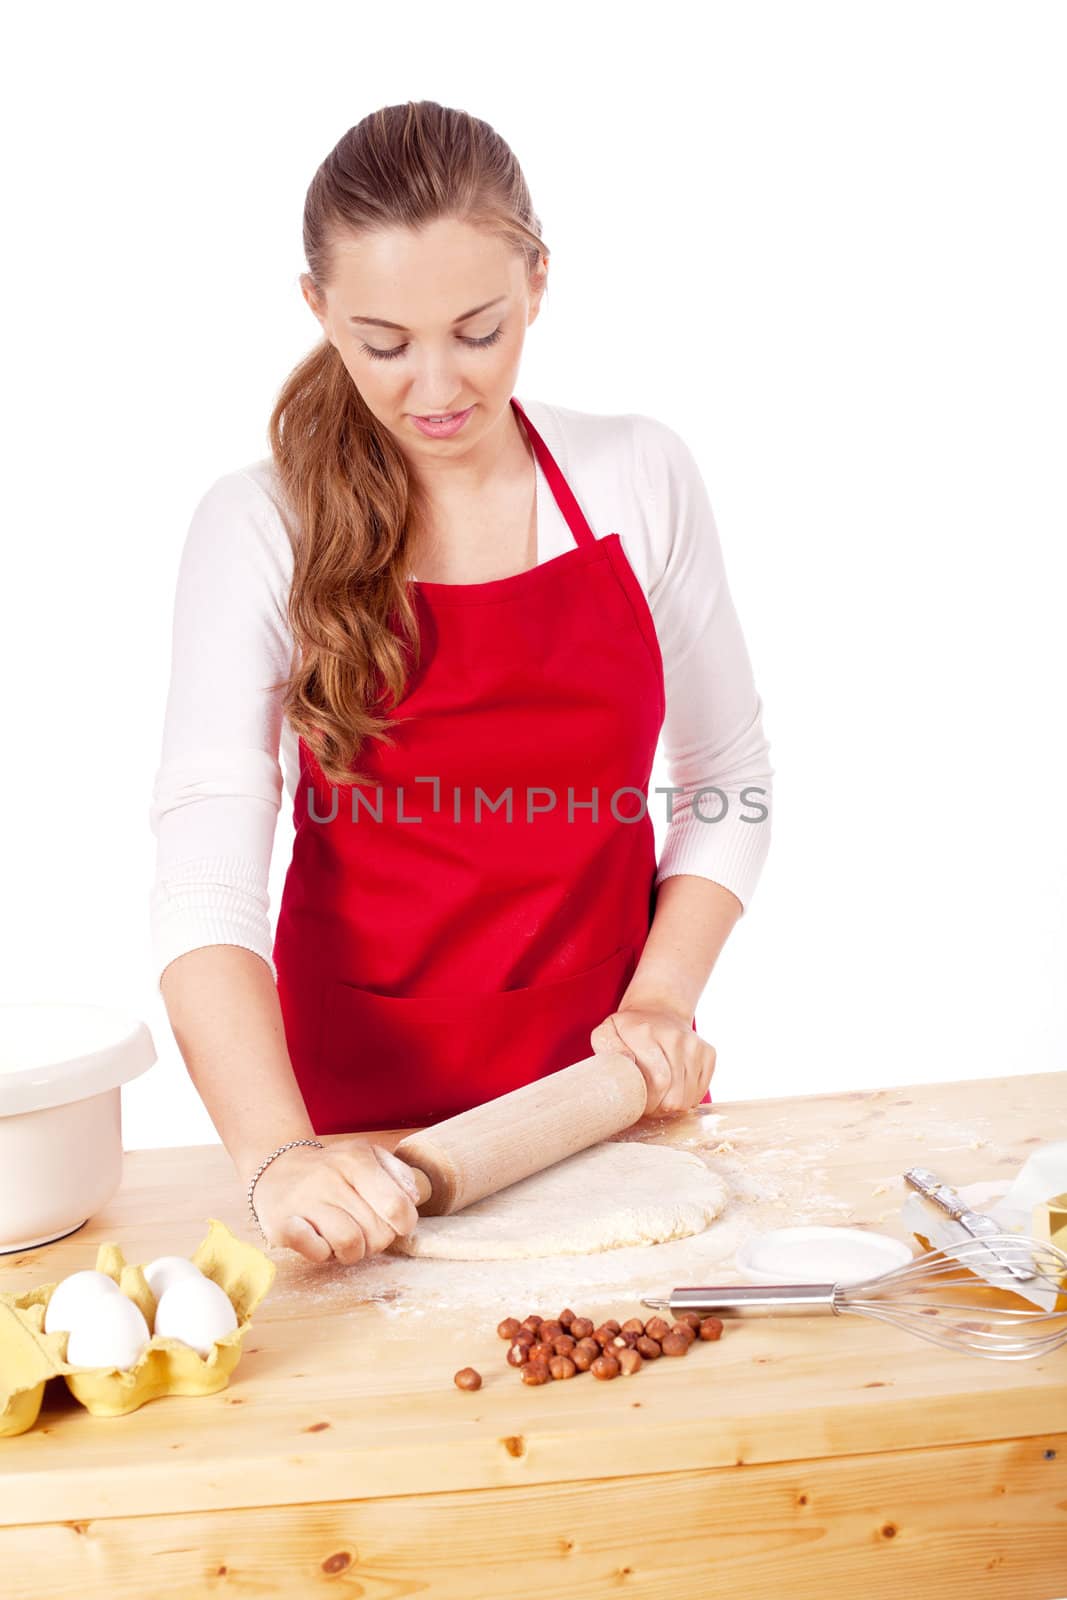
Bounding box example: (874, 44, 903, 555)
(248, 1138, 423, 1263)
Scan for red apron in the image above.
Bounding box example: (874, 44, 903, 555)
(273, 395, 700, 1134)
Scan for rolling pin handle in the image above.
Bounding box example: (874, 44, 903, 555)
(401, 1163, 433, 1207)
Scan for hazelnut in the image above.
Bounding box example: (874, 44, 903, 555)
(571, 1345, 596, 1372)
(603, 1318, 622, 1336)
(506, 1342, 530, 1367)
(591, 1353, 621, 1380)
(644, 1316, 671, 1342)
(558, 1308, 576, 1329)
(553, 1334, 577, 1356)
(611, 1331, 640, 1350)
(621, 1317, 646, 1336)
(497, 1317, 521, 1341)
(699, 1316, 724, 1341)
(677, 1312, 703, 1333)
(521, 1315, 543, 1333)
(669, 1321, 697, 1345)
(549, 1354, 577, 1380)
(454, 1367, 482, 1390)
(528, 1341, 555, 1363)
(511, 1326, 535, 1346)
(592, 1325, 616, 1348)
(660, 1332, 690, 1357)
(521, 1359, 551, 1385)
(635, 1335, 662, 1360)
(617, 1347, 642, 1376)
(569, 1317, 594, 1340)
(538, 1320, 564, 1344)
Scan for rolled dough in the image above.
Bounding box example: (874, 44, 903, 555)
(387, 1141, 730, 1261)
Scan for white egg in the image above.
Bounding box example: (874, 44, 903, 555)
(44, 1269, 124, 1334)
(64, 1291, 152, 1371)
(142, 1254, 204, 1301)
(154, 1275, 238, 1358)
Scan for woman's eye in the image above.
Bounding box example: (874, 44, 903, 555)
(360, 326, 504, 362)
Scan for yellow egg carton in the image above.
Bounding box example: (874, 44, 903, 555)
(0, 1218, 276, 1436)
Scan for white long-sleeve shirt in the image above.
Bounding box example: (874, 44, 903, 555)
(148, 395, 774, 992)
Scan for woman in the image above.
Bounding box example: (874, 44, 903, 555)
(150, 100, 774, 1267)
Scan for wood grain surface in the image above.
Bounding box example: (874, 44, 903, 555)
(2, 1070, 1065, 1598)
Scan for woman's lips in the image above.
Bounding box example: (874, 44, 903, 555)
(410, 405, 474, 438)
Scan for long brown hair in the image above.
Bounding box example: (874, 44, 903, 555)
(266, 100, 548, 788)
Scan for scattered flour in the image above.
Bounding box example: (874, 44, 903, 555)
(262, 1102, 1017, 1324)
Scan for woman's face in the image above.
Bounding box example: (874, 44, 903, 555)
(303, 216, 546, 463)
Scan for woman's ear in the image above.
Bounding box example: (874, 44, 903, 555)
(528, 256, 549, 324)
(300, 273, 330, 339)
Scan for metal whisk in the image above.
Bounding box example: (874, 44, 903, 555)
(642, 1232, 1067, 1362)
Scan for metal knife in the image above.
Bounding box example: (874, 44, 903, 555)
(903, 1165, 1035, 1281)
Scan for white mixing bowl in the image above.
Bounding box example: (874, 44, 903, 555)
(0, 1002, 156, 1252)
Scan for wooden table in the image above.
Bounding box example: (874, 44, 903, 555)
(2, 1070, 1065, 1598)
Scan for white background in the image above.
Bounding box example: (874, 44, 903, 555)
(1, 1, 1064, 1152)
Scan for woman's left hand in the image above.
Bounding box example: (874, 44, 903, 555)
(589, 1003, 716, 1116)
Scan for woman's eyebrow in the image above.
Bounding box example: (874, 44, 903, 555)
(348, 295, 508, 331)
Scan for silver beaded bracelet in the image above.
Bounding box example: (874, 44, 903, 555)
(246, 1137, 324, 1243)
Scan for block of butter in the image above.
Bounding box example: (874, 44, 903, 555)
(1033, 1189, 1067, 1254)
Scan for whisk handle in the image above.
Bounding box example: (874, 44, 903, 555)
(643, 1284, 839, 1317)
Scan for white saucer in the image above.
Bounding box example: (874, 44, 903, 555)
(735, 1225, 915, 1285)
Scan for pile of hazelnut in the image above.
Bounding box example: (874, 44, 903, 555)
(453, 1306, 724, 1390)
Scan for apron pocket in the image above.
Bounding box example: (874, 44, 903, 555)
(320, 943, 637, 1130)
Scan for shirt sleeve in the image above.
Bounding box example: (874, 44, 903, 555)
(148, 470, 294, 990)
(631, 413, 774, 911)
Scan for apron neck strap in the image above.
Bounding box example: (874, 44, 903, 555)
(511, 396, 595, 549)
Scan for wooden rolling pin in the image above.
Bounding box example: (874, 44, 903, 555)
(388, 1050, 648, 1217)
